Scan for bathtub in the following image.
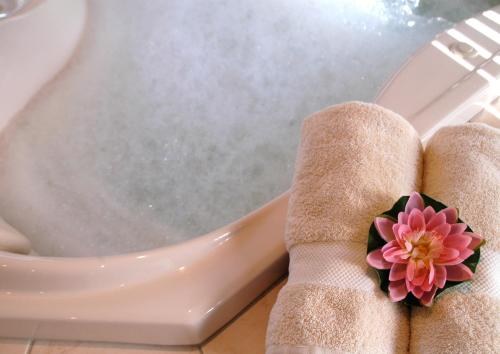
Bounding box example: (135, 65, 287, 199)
(0, 0, 498, 345)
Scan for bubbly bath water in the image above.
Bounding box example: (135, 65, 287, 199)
(0, 0, 497, 256)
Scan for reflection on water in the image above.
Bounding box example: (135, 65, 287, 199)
(0, 0, 498, 256)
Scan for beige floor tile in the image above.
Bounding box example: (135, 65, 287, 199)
(202, 278, 286, 354)
(0, 338, 32, 354)
(30, 341, 200, 354)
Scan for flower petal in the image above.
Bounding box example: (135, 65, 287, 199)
(383, 247, 410, 263)
(465, 232, 483, 250)
(408, 209, 426, 231)
(405, 192, 424, 213)
(393, 224, 411, 244)
(428, 261, 435, 284)
(421, 275, 433, 291)
(427, 243, 443, 259)
(422, 206, 436, 223)
(435, 248, 474, 266)
(389, 280, 408, 302)
(433, 265, 447, 288)
(389, 263, 407, 281)
(445, 264, 473, 281)
(382, 240, 398, 253)
(459, 248, 474, 261)
(443, 234, 472, 250)
(420, 286, 438, 307)
(427, 212, 446, 231)
(438, 207, 458, 224)
(435, 248, 460, 264)
(407, 259, 416, 281)
(406, 277, 414, 292)
(397, 212, 408, 225)
(366, 249, 392, 269)
(374, 217, 396, 242)
(449, 223, 467, 235)
(412, 260, 428, 286)
(412, 286, 424, 299)
(432, 223, 452, 237)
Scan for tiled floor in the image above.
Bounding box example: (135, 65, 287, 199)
(0, 279, 285, 354)
(29, 342, 200, 354)
(0, 338, 32, 354)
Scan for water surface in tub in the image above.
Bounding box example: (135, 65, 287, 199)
(0, 0, 496, 256)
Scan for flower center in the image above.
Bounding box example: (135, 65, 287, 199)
(411, 242, 430, 260)
(407, 231, 440, 265)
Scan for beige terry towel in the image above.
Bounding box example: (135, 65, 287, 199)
(410, 123, 500, 354)
(266, 102, 423, 354)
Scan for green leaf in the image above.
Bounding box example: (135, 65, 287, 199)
(383, 195, 410, 220)
(402, 292, 421, 307)
(367, 223, 386, 254)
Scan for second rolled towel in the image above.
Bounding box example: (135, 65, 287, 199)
(266, 102, 423, 354)
(410, 123, 500, 354)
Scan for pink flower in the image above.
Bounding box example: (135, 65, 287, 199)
(366, 192, 482, 306)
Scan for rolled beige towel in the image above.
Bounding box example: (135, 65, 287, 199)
(266, 102, 423, 354)
(410, 123, 500, 354)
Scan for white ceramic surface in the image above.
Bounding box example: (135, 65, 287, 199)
(0, 0, 86, 255)
(377, 7, 500, 141)
(0, 0, 85, 131)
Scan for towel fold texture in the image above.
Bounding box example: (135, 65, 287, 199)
(266, 102, 423, 354)
(285, 102, 423, 248)
(410, 123, 500, 354)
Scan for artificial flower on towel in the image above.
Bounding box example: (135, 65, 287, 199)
(366, 192, 484, 306)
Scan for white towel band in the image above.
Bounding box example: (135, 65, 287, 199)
(288, 242, 499, 298)
(288, 241, 377, 292)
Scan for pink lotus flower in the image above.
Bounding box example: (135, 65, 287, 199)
(366, 192, 482, 306)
